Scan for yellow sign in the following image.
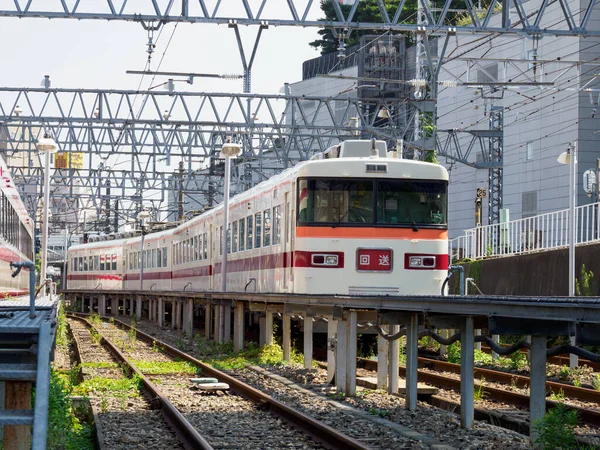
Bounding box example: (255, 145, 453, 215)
(54, 152, 84, 169)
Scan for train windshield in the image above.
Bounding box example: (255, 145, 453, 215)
(298, 178, 447, 227)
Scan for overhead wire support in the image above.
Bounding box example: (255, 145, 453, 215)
(1, 0, 600, 36)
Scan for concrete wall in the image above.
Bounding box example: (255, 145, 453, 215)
(465, 243, 600, 296)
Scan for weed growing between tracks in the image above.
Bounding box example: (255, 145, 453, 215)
(46, 371, 94, 450)
(532, 403, 598, 450)
(132, 360, 199, 375)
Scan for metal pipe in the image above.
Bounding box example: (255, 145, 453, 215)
(40, 150, 51, 284)
(10, 260, 36, 318)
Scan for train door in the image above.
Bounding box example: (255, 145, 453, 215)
(209, 224, 214, 291)
(283, 191, 290, 290)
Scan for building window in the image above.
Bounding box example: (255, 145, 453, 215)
(522, 191, 538, 218)
(526, 142, 534, 160)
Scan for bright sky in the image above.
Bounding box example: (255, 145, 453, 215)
(0, 14, 321, 95)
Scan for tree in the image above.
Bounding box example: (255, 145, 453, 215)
(309, 0, 412, 55)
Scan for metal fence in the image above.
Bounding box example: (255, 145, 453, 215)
(449, 202, 600, 263)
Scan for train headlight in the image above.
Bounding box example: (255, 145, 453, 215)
(405, 254, 447, 270)
(310, 253, 341, 267)
(325, 255, 339, 265)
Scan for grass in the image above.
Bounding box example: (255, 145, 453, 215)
(72, 375, 142, 397)
(201, 342, 313, 371)
(46, 371, 94, 450)
(132, 360, 199, 375)
(474, 376, 488, 401)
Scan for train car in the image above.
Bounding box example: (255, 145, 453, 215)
(123, 228, 175, 291)
(67, 139, 448, 296)
(67, 238, 125, 290)
(0, 155, 34, 297)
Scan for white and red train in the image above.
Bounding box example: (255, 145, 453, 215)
(0, 154, 34, 297)
(67, 140, 449, 296)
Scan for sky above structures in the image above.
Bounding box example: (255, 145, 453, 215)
(0, 12, 321, 95)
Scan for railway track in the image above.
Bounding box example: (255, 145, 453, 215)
(68, 314, 385, 450)
(478, 345, 600, 372)
(68, 318, 186, 449)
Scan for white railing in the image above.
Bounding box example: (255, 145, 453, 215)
(449, 202, 600, 263)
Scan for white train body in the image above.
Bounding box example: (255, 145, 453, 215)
(0, 156, 34, 296)
(67, 140, 449, 296)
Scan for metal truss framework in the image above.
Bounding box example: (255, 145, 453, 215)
(0, 87, 404, 228)
(1, 0, 599, 36)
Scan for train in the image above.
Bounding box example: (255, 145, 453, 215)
(67, 140, 449, 296)
(0, 154, 34, 297)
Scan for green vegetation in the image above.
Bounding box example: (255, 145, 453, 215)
(89, 329, 101, 345)
(576, 264, 598, 296)
(533, 403, 580, 450)
(508, 350, 528, 370)
(474, 349, 493, 365)
(132, 360, 199, 375)
(368, 407, 391, 418)
(594, 374, 600, 391)
(72, 375, 142, 398)
(80, 362, 119, 370)
(203, 342, 313, 371)
(474, 377, 488, 401)
(549, 388, 566, 402)
(88, 313, 102, 327)
(46, 371, 93, 450)
(56, 304, 69, 347)
(447, 342, 461, 364)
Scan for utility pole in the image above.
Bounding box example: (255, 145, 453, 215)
(105, 180, 111, 234)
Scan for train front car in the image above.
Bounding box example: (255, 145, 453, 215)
(67, 239, 126, 290)
(0, 157, 34, 297)
(293, 140, 448, 296)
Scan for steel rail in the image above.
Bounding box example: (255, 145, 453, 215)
(73, 313, 371, 450)
(68, 315, 213, 450)
(478, 345, 600, 372)
(357, 358, 600, 427)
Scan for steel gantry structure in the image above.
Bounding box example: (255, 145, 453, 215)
(0, 87, 404, 227)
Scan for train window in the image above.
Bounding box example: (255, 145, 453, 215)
(73, 257, 78, 272)
(100, 256, 104, 271)
(152, 248, 157, 268)
(146, 250, 151, 269)
(255, 213, 262, 248)
(202, 234, 207, 259)
(83, 257, 88, 272)
(94, 255, 99, 271)
(163, 247, 168, 267)
(273, 206, 281, 245)
(233, 221, 238, 253)
(106, 254, 111, 271)
(198, 237, 202, 261)
(157, 248, 162, 267)
(193, 236, 198, 261)
(298, 178, 374, 224)
(247, 216, 253, 250)
(129, 252, 133, 270)
(112, 255, 117, 271)
(227, 225, 231, 254)
(239, 219, 245, 251)
(376, 180, 447, 226)
(263, 209, 271, 247)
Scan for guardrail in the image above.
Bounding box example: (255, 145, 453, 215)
(449, 201, 600, 263)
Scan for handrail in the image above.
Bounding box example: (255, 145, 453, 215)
(450, 201, 600, 263)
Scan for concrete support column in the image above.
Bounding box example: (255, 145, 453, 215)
(157, 298, 164, 327)
(233, 302, 244, 352)
(224, 305, 231, 342)
(406, 314, 419, 411)
(491, 334, 500, 362)
(440, 329, 448, 357)
(530, 335, 547, 445)
(216, 305, 223, 343)
(377, 325, 388, 390)
(136, 295, 142, 319)
(264, 312, 273, 345)
(335, 320, 348, 393)
(327, 318, 338, 384)
(388, 324, 400, 394)
(204, 303, 212, 339)
(303, 317, 313, 369)
(214, 305, 220, 342)
(4, 382, 31, 450)
(283, 314, 291, 361)
(345, 311, 357, 396)
(185, 300, 194, 338)
(460, 316, 475, 429)
(171, 301, 177, 329)
(98, 295, 106, 316)
(475, 328, 481, 351)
